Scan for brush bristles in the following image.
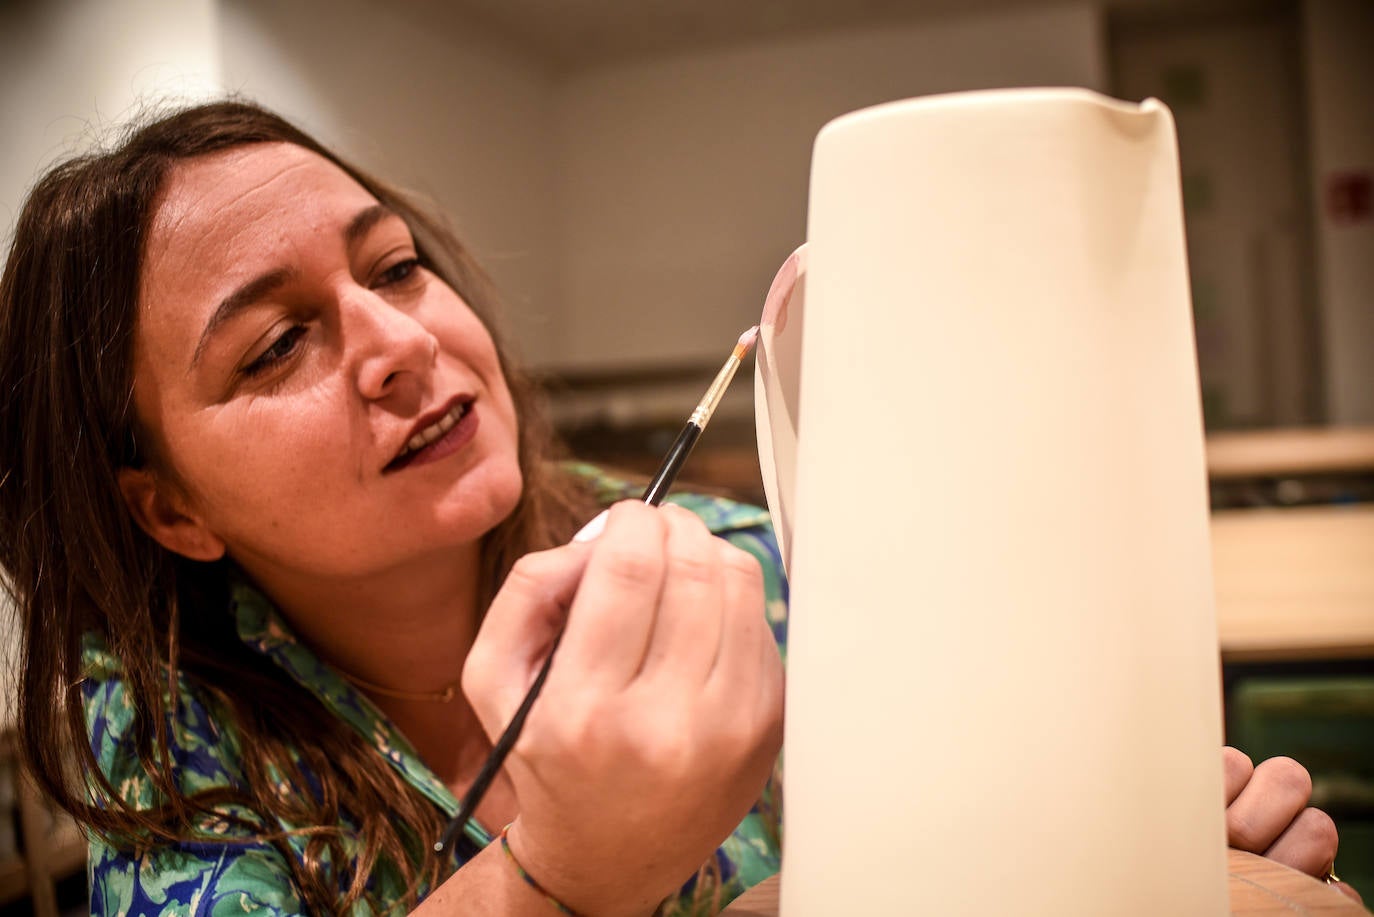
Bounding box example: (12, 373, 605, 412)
(733, 325, 760, 359)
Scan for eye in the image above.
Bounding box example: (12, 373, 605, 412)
(241, 324, 308, 378)
(374, 257, 422, 289)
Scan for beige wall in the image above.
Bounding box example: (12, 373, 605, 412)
(1303, 0, 1374, 424)
(4, 2, 1367, 396)
(220, 0, 561, 364)
(0, 0, 561, 363)
(216, 2, 1111, 374)
(0, 0, 220, 252)
(0, 0, 558, 719)
(0, 0, 219, 726)
(550, 4, 1109, 371)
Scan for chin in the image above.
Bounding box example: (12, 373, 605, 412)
(488, 465, 525, 530)
(457, 458, 525, 539)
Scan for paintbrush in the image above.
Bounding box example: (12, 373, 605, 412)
(436, 324, 761, 856)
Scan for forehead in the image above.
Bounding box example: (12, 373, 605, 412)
(155, 141, 372, 225)
(146, 143, 376, 279)
(139, 143, 378, 327)
(136, 144, 384, 376)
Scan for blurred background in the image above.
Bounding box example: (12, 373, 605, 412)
(0, 0, 1371, 912)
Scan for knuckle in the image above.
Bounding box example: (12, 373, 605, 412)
(504, 551, 550, 589)
(662, 502, 709, 531)
(532, 701, 603, 763)
(649, 735, 694, 776)
(710, 721, 757, 768)
(724, 718, 782, 784)
(718, 542, 763, 580)
(459, 648, 504, 721)
(459, 652, 487, 696)
(501, 548, 574, 602)
(763, 646, 785, 693)
(1258, 756, 1313, 800)
(629, 718, 691, 775)
(665, 549, 717, 586)
(1299, 807, 1339, 855)
(740, 709, 779, 754)
(756, 713, 785, 765)
(557, 706, 598, 750)
(1227, 812, 1267, 852)
(599, 542, 663, 587)
(1223, 746, 1254, 777)
(608, 498, 655, 526)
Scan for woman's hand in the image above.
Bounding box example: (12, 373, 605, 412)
(1224, 747, 1362, 904)
(463, 501, 785, 917)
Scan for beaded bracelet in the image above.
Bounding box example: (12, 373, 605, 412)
(499, 824, 584, 917)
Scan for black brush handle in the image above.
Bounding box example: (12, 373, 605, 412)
(436, 632, 562, 854)
(436, 420, 703, 854)
(640, 423, 701, 506)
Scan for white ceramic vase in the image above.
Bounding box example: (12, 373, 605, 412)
(759, 88, 1228, 916)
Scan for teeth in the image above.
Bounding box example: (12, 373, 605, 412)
(400, 402, 468, 457)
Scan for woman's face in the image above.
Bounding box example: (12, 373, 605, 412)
(128, 142, 522, 581)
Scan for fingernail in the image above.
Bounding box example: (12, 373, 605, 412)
(572, 509, 608, 543)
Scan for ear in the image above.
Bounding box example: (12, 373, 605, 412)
(117, 467, 227, 562)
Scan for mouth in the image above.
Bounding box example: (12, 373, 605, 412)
(385, 396, 477, 472)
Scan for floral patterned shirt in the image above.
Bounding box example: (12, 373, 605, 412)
(82, 468, 789, 915)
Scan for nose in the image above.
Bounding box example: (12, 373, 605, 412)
(345, 290, 439, 401)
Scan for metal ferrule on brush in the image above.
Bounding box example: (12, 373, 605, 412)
(689, 354, 743, 428)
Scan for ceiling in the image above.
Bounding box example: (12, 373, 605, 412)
(392, 0, 1278, 72)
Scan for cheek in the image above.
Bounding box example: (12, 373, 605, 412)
(436, 311, 517, 419)
(440, 308, 501, 368)
(170, 393, 348, 514)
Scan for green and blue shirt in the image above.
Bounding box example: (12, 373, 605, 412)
(83, 471, 788, 915)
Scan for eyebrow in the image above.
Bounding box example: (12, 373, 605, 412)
(344, 203, 397, 248)
(188, 204, 400, 370)
(189, 266, 294, 370)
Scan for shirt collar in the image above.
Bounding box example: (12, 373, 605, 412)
(229, 581, 485, 846)
(227, 464, 769, 850)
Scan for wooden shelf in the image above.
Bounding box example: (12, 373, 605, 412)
(1207, 426, 1374, 480)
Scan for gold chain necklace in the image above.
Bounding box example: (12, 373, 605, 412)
(338, 670, 460, 703)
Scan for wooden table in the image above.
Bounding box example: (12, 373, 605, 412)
(1211, 504, 1374, 662)
(723, 849, 1368, 915)
(1202, 425, 1374, 662)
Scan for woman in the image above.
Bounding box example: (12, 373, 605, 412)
(0, 101, 784, 915)
(0, 100, 1355, 915)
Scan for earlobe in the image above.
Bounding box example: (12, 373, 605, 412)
(117, 467, 226, 562)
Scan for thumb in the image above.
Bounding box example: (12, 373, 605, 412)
(462, 543, 591, 734)
(1333, 882, 1362, 906)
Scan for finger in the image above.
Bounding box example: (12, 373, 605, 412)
(638, 504, 723, 684)
(755, 599, 785, 726)
(1261, 807, 1339, 877)
(554, 500, 665, 688)
(745, 600, 785, 768)
(1226, 756, 1312, 854)
(713, 539, 784, 770)
(706, 541, 767, 687)
(462, 544, 592, 727)
(1222, 747, 1254, 805)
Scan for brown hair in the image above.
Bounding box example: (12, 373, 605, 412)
(0, 100, 596, 911)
